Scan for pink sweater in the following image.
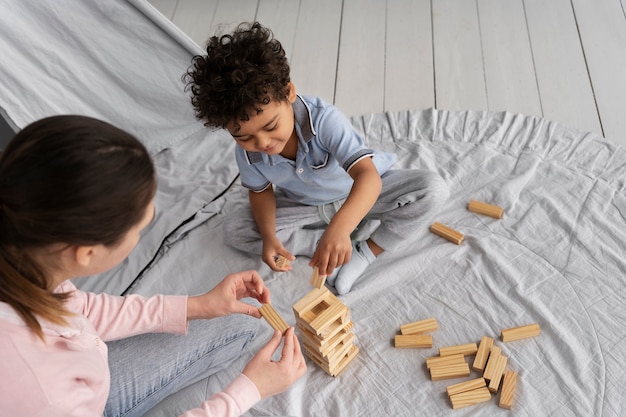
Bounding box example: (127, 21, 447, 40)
(0, 281, 261, 417)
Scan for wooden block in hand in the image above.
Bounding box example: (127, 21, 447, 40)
(259, 303, 290, 334)
(310, 265, 327, 289)
(275, 255, 291, 269)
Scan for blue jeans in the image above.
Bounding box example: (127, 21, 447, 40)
(104, 314, 259, 417)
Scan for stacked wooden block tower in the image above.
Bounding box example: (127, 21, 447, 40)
(292, 267, 359, 376)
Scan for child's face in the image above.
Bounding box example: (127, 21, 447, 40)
(227, 83, 297, 156)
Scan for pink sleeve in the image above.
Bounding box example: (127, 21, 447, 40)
(180, 374, 261, 417)
(57, 281, 188, 341)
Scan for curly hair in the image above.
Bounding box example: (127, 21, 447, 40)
(184, 21, 291, 128)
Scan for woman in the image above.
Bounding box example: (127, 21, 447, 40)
(0, 115, 306, 417)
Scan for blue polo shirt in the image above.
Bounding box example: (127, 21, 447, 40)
(235, 95, 397, 205)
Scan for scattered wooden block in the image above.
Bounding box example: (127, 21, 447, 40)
(275, 255, 291, 269)
(310, 266, 327, 289)
(425, 353, 466, 369)
(487, 355, 508, 393)
(498, 370, 517, 410)
(468, 200, 504, 219)
(400, 317, 438, 335)
(472, 336, 494, 372)
(446, 377, 487, 397)
(429, 222, 464, 244)
(482, 346, 502, 383)
(258, 304, 289, 334)
(439, 342, 478, 357)
(430, 362, 471, 381)
(449, 387, 492, 409)
(501, 323, 541, 342)
(394, 334, 433, 348)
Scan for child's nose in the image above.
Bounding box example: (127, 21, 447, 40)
(256, 134, 271, 149)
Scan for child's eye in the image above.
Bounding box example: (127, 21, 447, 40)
(266, 123, 278, 131)
(235, 136, 252, 142)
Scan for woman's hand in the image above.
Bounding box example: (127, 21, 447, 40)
(186, 270, 271, 320)
(242, 328, 307, 398)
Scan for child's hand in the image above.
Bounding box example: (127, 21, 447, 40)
(186, 270, 271, 320)
(309, 226, 352, 276)
(262, 237, 295, 271)
(242, 328, 307, 398)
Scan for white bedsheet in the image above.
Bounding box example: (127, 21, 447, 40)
(0, 1, 624, 416)
(134, 108, 626, 417)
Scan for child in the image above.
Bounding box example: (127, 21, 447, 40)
(185, 22, 449, 294)
(0, 115, 306, 417)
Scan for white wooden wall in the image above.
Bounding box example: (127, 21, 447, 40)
(149, 0, 626, 147)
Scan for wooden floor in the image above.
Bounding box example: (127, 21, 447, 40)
(149, 0, 626, 148)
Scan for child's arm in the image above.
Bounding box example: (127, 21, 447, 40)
(249, 187, 295, 270)
(309, 157, 382, 275)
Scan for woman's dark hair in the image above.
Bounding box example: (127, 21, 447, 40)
(0, 115, 156, 339)
(184, 21, 291, 128)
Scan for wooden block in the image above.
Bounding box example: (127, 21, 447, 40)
(487, 355, 508, 393)
(449, 387, 492, 409)
(482, 346, 502, 382)
(429, 362, 471, 381)
(309, 299, 349, 336)
(298, 312, 350, 339)
(439, 342, 478, 357)
(498, 370, 517, 410)
(303, 343, 359, 377)
(258, 304, 289, 334)
(326, 335, 356, 365)
(303, 326, 354, 358)
(301, 331, 354, 363)
(292, 287, 334, 318)
(329, 344, 359, 377)
(501, 323, 541, 342)
(430, 222, 464, 245)
(400, 317, 438, 335)
(472, 336, 494, 372)
(425, 353, 466, 369)
(394, 334, 433, 348)
(310, 266, 327, 289)
(468, 200, 504, 219)
(446, 377, 487, 397)
(296, 321, 353, 348)
(275, 255, 291, 269)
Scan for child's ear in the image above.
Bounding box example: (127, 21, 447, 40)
(287, 82, 297, 103)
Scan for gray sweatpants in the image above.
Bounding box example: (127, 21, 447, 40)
(223, 169, 449, 256)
